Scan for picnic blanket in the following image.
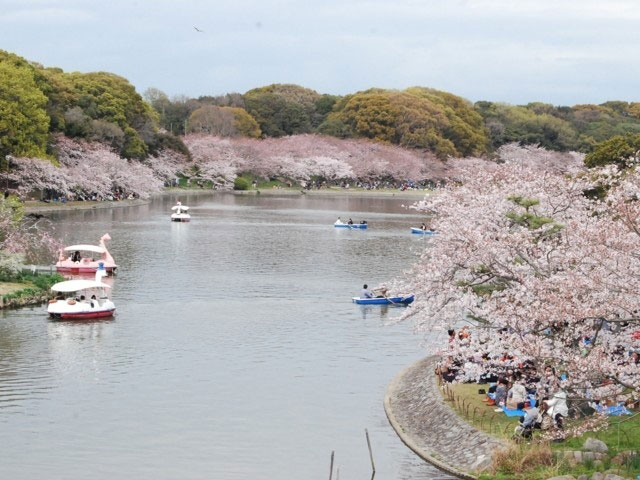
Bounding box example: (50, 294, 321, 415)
(498, 395, 537, 417)
(501, 406, 525, 417)
(595, 405, 632, 416)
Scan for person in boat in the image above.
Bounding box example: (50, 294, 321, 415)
(335, 217, 342, 225)
(362, 284, 373, 298)
(90, 295, 98, 308)
(71, 250, 81, 262)
(348, 218, 354, 225)
(360, 220, 367, 225)
(420, 223, 427, 231)
(372, 284, 388, 298)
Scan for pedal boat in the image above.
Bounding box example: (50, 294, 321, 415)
(171, 202, 191, 222)
(55, 233, 117, 274)
(48, 279, 114, 320)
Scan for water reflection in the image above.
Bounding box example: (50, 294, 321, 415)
(359, 304, 390, 319)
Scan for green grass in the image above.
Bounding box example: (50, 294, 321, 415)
(442, 382, 520, 439)
(559, 414, 640, 455)
(445, 382, 640, 479)
(0, 272, 64, 304)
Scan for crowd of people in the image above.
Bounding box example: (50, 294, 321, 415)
(42, 188, 138, 203)
(436, 327, 639, 441)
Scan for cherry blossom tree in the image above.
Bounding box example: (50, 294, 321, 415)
(1, 135, 186, 200)
(0, 196, 60, 271)
(404, 161, 640, 407)
(1, 134, 590, 201)
(183, 133, 444, 184)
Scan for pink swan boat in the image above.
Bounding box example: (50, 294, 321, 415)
(55, 233, 117, 274)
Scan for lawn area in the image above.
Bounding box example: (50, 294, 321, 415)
(444, 381, 640, 479)
(442, 382, 520, 439)
(0, 273, 64, 308)
(0, 282, 29, 296)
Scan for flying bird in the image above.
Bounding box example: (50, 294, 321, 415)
(193, 26, 204, 32)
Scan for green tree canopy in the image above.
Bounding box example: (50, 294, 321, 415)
(244, 84, 323, 137)
(584, 134, 640, 169)
(475, 101, 640, 153)
(0, 51, 49, 159)
(474, 101, 578, 151)
(319, 88, 488, 158)
(187, 105, 261, 138)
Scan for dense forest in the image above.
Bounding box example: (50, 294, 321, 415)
(1, 48, 639, 174)
(145, 83, 640, 159)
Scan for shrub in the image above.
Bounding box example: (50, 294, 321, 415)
(490, 444, 557, 476)
(0, 251, 24, 280)
(26, 272, 64, 290)
(147, 132, 191, 158)
(233, 176, 251, 190)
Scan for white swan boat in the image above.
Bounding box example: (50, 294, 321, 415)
(47, 276, 114, 320)
(55, 233, 117, 274)
(171, 202, 191, 222)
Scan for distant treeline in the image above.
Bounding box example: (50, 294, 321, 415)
(1, 49, 640, 163)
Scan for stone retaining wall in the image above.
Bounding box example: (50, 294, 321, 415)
(384, 356, 507, 479)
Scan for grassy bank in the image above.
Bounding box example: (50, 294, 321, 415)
(443, 382, 640, 479)
(0, 272, 64, 309)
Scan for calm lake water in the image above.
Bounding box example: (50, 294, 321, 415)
(0, 192, 452, 480)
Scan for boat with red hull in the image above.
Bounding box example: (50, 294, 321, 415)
(48, 279, 115, 320)
(56, 233, 117, 274)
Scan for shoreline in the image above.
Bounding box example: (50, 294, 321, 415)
(0, 273, 62, 310)
(0, 282, 48, 310)
(384, 356, 506, 479)
(232, 187, 428, 198)
(24, 198, 150, 214)
(24, 187, 428, 214)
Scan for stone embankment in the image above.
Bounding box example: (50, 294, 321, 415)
(384, 356, 507, 479)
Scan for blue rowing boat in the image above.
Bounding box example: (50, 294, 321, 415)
(411, 227, 436, 235)
(352, 295, 414, 305)
(335, 223, 368, 229)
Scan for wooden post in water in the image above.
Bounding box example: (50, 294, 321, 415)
(328, 450, 334, 480)
(365, 428, 376, 479)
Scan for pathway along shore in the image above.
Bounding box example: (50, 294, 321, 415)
(384, 356, 507, 479)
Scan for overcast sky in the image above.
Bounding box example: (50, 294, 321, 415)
(1, 0, 639, 105)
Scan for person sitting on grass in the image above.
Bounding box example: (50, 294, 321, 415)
(513, 402, 541, 441)
(506, 373, 528, 410)
(492, 377, 509, 410)
(546, 386, 568, 431)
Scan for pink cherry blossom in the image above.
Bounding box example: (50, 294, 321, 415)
(403, 158, 639, 410)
